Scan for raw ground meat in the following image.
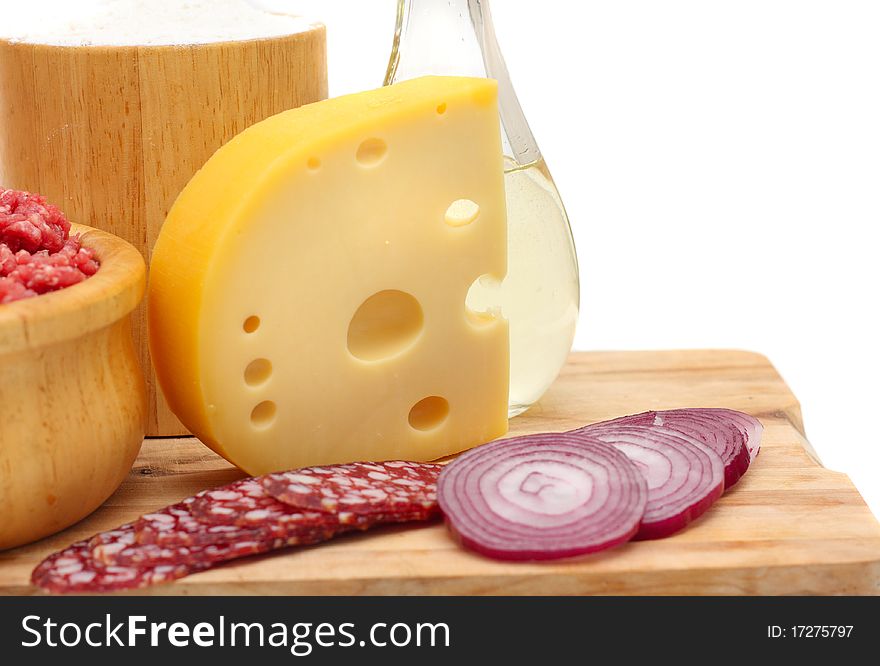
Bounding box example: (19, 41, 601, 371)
(0, 188, 69, 252)
(0, 188, 99, 304)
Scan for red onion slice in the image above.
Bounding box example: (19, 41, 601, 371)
(580, 408, 762, 489)
(706, 408, 763, 461)
(584, 425, 725, 539)
(437, 433, 647, 561)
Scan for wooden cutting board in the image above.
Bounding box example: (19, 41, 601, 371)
(3, 350, 879, 595)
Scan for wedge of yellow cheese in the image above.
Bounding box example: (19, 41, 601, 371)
(148, 76, 509, 475)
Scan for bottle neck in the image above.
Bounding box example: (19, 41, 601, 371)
(387, 0, 487, 80)
(386, 0, 541, 166)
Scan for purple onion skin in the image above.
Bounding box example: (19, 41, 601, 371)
(445, 517, 642, 562)
(437, 434, 647, 562)
(440, 410, 761, 559)
(633, 481, 724, 541)
(721, 447, 752, 489)
(586, 424, 726, 540)
(576, 409, 761, 489)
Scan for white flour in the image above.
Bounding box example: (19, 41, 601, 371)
(0, 0, 319, 46)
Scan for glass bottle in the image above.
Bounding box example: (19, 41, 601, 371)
(385, 0, 580, 417)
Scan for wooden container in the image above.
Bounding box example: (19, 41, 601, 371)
(0, 29, 328, 435)
(0, 224, 146, 551)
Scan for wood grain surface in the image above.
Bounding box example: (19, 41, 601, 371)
(0, 224, 146, 550)
(0, 30, 328, 435)
(2, 350, 878, 595)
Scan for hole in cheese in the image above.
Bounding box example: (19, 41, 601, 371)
(356, 138, 387, 166)
(243, 316, 260, 333)
(307, 157, 321, 171)
(465, 306, 503, 327)
(436, 102, 447, 115)
(445, 199, 480, 227)
(465, 274, 504, 328)
(347, 290, 423, 362)
(244, 358, 272, 387)
(251, 400, 276, 428)
(408, 396, 450, 431)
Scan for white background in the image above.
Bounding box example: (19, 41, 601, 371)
(304, 0, 880, 517)
(5, 1, 879, 516)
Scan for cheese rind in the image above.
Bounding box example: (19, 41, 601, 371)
(149, 76, 508, 475)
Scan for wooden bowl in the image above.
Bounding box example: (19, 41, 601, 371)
(0, 224, 146, 550)
(0, 30, 328, 437)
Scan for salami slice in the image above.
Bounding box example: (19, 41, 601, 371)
(31, 540, 192, 594)
(33, 461, 445, 594)
(261, 461, 442, 517)
(88, 486, 356, 570)
(190, 478, 334, 529)
(132, 500, 252, 548)
(89, 523, 334, 569)
(134, 496, 338, 549)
